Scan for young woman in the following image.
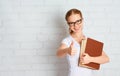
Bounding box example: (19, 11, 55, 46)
(56, 8, 109, 76)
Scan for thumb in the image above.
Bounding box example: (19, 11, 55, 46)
(82, 53, 86, 56)
(70, 41, 74, 49)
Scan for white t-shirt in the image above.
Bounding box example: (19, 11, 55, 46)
(62, 35, 92, 76)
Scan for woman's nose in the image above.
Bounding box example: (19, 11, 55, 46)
(74, 24, 79, 28)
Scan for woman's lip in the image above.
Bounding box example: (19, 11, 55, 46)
(75, 28, 79, 30)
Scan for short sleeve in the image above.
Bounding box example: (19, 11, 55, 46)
(61, 36, 72, 47)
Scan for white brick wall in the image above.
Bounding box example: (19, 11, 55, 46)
(0, 0, 120, 76)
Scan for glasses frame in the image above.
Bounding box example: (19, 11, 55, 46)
(67, 18, 83, 27)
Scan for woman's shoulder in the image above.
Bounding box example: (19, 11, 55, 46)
(61, 35, 73, 46)
(62, 35, 73, 41)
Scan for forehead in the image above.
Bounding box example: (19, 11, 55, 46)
(67, 14, 81, 22)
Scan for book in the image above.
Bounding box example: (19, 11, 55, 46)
(78, 37, 104, 70)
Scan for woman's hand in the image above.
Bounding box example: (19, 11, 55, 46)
(80, 53, 92, 64)
(67, 41, 77, 56)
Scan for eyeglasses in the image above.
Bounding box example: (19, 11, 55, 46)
(67, 19, 83, 26)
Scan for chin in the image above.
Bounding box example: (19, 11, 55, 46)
(72, 29, 81, 33)
(74, 31, 79, 33)
(75, 29, 81, 32)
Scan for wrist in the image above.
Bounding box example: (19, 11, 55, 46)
(89, 56, 94, 62)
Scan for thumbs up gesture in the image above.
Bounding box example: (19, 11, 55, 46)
(67, 41, 77, 56)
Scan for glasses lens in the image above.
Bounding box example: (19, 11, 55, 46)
(68, 22, 74, 26)
(76, 19, 82, 24)
(68, 19, 82, 26)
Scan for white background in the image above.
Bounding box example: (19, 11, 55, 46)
(0, 0, 120, 76)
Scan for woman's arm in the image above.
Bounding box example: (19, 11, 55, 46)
(90, 51, 109, 64)
(56, 42, 77, 58)
(56, 43, 69, 58)
(81, 51, 109, 64)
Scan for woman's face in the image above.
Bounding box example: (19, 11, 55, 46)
(67, 14, 83, 33)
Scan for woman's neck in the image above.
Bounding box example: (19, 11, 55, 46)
(70, 31, 86, 44)
(71, 32, 83, 38)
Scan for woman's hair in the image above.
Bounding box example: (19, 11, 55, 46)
(65, 8, 83, 21)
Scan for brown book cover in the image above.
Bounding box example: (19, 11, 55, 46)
(78, 37, 104, 70)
